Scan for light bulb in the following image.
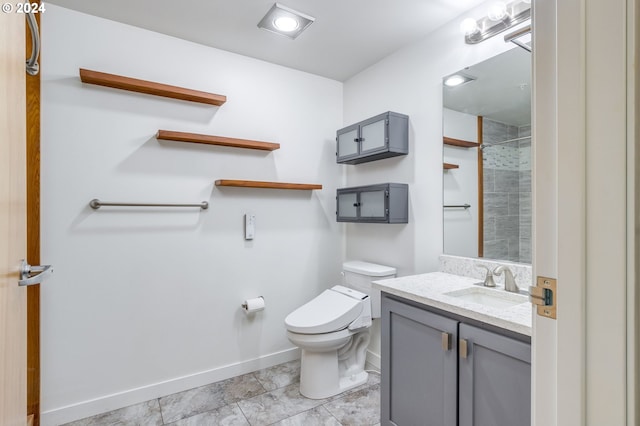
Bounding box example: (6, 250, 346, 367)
(488, 2, 508, 21)
(444, 75, 466, 87)
(460, 18, 479, 36)
(273, 16, 299, 32)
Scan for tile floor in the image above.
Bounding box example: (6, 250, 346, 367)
(63, 360, 381, 426)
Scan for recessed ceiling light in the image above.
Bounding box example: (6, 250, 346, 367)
(444, 74, 476, 87)
(258, 3, 315, 40)
(273, 16, 299, 32)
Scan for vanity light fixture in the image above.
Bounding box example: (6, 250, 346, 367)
(443, 73, 475, 88)
(460, 18, 479, 36)
(258, 3, 315, 40)
(462, 0, 531, 45)
(487, 2, 508, 21)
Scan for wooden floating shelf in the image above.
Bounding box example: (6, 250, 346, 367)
(443, 136, 480, 148)
(156, 130, 280, 151)
(79, 68, 227, 106)
(443, 163, 460, 170)
(215, 180, 322, 190)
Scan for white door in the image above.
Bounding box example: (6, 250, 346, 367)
(0, 10, 28, 426)
(532, 0, 635, 424)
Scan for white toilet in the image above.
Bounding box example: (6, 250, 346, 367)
(284, 261, 396, 399)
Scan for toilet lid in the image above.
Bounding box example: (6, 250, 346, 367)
(285, 287, 363, 334)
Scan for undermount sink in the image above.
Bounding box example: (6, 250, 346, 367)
(443, 287, 528, 309)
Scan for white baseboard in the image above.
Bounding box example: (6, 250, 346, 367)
(41, 348, 300, 426)
(365, 349, 381, 371)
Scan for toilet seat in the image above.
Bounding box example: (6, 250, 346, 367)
(286, 328, 354, 352)
(284, 286, 364, 334)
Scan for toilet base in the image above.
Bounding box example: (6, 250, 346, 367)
(297, 330, 370, 400)
(299, 349, 369, 399)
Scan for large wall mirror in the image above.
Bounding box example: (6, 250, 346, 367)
(443, 47, 531, 264)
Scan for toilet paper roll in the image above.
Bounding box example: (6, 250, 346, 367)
(242, 297, 265, 314)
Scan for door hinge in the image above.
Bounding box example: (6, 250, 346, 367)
(529, 276, 557, 319)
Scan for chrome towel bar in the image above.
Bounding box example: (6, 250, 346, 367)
(90, 199, 209, 210)
(444, 204, 471, 209)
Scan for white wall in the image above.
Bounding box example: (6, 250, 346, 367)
(342, 0, 515, 362)
(40, 5, 343, 424)
(443, 108, 479, 258)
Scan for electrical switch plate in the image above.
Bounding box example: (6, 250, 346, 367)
(244, 213, 255, 240)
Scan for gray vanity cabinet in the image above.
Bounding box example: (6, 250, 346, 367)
(336, 183, 408, 223)
(381, 295, 458, 426)
(381, 294, 531, 426)
(336, 111, 408, 164)
(458, 323, 531, 426)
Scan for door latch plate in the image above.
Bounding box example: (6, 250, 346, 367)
(529, 276, 557, 319)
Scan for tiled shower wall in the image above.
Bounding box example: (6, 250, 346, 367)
(482, 119, 531, 263)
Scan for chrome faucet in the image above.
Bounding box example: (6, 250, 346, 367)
(494, 265, 519, 293)
(477, 265, 496, 287)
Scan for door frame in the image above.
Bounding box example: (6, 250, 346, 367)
(26, 7, 41, 426)
(532, 0, 638, 424)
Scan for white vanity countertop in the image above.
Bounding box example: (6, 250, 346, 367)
(373, 272, 532, 336)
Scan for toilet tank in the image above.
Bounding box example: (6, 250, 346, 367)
(342, 261, 396, 318)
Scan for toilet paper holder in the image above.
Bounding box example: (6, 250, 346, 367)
(241, 296, 265, 314)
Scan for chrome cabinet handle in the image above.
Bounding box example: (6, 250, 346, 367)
(18, 259, 53, 286)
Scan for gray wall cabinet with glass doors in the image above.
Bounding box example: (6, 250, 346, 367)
(381, 294, 531, 426)
(336, 183, 408, 223)
(336, 111, 408, 164)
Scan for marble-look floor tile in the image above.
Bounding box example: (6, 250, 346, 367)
(237, 383, 328, 426)
(332, 371, 381, 400)
(324, 384, 381, 426)
(62, 399, 162, 426)
(166, 403, 249, 426)
(253, 360, 300, 391)
(270, 406, 341, 426)
(159, 373, 265, 424)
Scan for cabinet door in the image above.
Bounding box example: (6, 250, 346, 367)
(336, 124, 360, 161)
(359, 188, 387, 220)
(381, 296, 458, 426)
(337, 191, 359, 221)
(459, 323, 531, 426)
(359, 115, 388, 155)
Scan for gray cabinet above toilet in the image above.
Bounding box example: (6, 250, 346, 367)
(336, 111, 409, 164)
(336, 183, 408, 223)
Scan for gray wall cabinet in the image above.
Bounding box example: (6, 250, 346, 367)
(337, 183, 408, 223)
(381, 294, 531, 426)
(337, 111, 409, 164)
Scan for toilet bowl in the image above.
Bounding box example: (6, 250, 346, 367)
(284, 261, 396, 399)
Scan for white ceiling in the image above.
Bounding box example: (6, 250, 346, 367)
(444, 46, 531, 126)
(46, 0, 488, 81)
